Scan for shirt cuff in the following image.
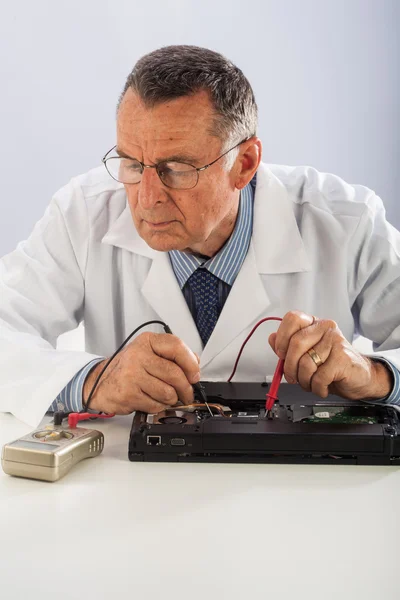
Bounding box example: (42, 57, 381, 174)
(369, 357, 400, 405)
(48, 358, 105, 413)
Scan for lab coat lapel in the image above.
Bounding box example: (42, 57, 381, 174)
(102, 204, 203, 354)
(141, 252, 203, 356)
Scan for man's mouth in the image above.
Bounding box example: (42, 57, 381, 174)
(144, 220, 174, 229)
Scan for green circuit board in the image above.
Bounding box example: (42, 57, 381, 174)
(302, 412, 377, 425)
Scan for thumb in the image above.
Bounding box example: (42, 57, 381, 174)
(194, 352, 201, 364)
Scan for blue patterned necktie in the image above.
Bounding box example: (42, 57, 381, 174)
(187, 267, 221, 346)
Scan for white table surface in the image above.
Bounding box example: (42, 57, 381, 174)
(1, 411, 399, 600)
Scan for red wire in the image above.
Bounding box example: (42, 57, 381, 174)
(227, 316, 284, 411)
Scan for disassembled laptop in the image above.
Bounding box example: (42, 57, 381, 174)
(129, 381, 400, 465)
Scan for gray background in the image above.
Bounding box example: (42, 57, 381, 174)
(0, 0, 399, 257)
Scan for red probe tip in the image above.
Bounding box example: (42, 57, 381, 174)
(67, 412, 115, 429)
(265, 358, 285, 412)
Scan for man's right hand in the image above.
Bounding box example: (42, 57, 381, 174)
(82, 332, 201, 415)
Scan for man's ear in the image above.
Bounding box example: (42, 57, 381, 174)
(234, 137, 262, 190)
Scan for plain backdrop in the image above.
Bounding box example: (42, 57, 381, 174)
(0, 0, 399, 260)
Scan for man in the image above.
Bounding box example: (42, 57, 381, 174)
(0, 45, 399, 427)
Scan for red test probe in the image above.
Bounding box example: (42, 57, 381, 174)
(227, 317, 285, 417)
(68, 412, 115, 429)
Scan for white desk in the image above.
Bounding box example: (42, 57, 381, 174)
(1, 411, 399, 600)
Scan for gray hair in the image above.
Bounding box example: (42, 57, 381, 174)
(118, 45, 258, 169)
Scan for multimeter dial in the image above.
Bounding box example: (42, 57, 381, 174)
(33, 430, 74, 442)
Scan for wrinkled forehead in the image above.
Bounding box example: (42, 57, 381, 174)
(116, 89, 221, 161)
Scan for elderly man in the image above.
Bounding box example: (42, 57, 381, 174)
(0, 45, 399, 426)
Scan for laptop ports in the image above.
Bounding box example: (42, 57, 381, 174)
(147, 436, 161, 446)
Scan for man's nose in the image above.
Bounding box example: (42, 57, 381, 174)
(137, 166, 168, 209)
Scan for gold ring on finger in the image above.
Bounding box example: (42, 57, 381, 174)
(307, 347, 323, 368)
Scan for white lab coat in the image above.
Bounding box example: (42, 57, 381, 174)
(1, 162, 400, 426)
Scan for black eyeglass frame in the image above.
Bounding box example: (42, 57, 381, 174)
(101, 137, 252, 190)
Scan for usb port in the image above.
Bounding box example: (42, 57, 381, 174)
(170, 438, 185, 446)
(147, 436, 161, 446)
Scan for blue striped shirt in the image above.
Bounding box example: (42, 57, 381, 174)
(49, 174, 400, 412)
(49, 358, 104, 414)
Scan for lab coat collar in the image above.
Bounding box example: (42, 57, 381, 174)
(101, 203, 158, 260)
(101, 163, 311, 274)
(252, 163, 311, 274)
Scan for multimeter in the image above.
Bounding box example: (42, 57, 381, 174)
(1, 424, 104, 482)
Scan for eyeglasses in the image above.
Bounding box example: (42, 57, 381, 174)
(101, 138, 249, 190)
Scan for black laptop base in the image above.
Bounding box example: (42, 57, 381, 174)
(128, 382, 400, 465)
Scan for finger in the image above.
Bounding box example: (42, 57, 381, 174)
(296, 335, 334, 391)
(283, 320, 337, 383)
(310, 361, 336, 398)
(108, 389, 168, 416)
(141, 369, 179, 406)
(135, 390, 173, 414)
(145, 354, 195, 405)
(310, 344, 352, 398)
(275, 311, 316, 359)
(149, 333, 200, 384)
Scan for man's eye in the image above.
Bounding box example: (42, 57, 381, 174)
(159, 165, 174, 176)
(161, 162, 192, 176)
(122, 160, 141, 172)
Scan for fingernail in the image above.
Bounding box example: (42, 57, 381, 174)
(192, 372, 201, 383)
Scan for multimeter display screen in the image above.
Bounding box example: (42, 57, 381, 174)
(8, 440, 59, 452)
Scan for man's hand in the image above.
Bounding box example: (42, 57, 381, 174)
(83, 332, 201, 415)
(268, 310, 393, 400)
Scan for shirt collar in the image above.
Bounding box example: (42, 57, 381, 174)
(169, 176, 255, 289)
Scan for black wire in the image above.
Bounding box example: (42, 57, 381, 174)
(83, 320, 172, 411)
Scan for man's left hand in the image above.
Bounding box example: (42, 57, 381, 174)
(268, 310, 393, 400)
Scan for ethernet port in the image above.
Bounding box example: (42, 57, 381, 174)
(147, 435, 161, 446)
